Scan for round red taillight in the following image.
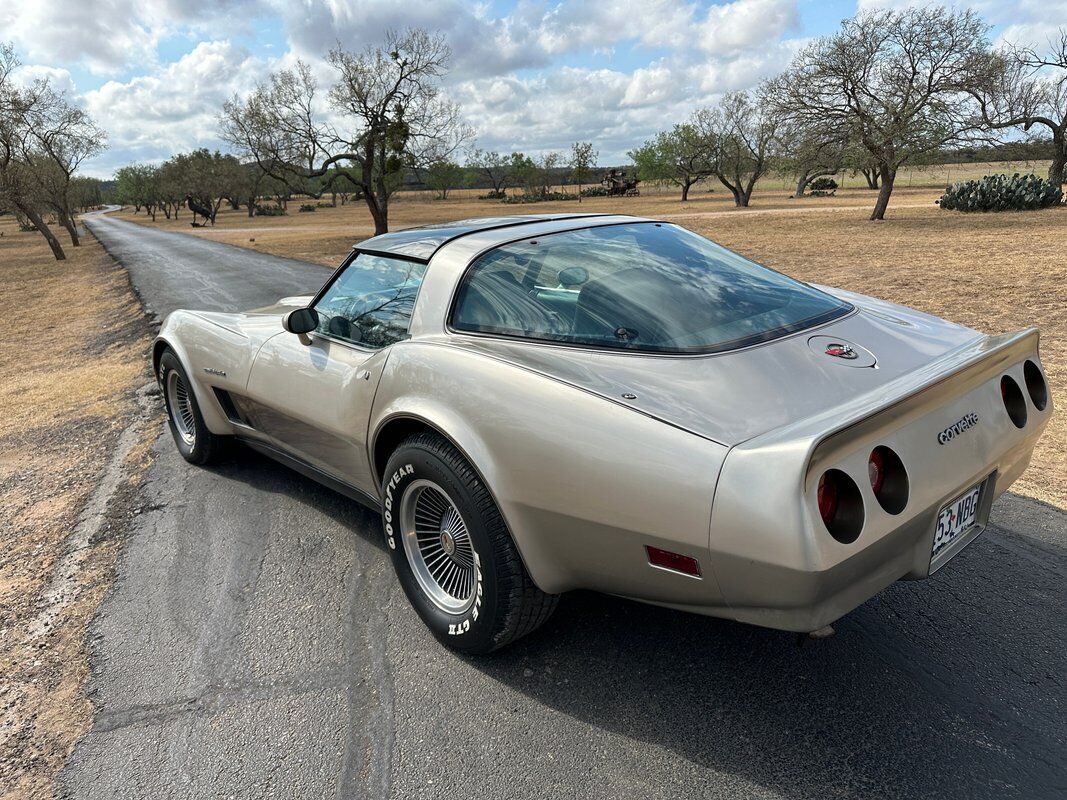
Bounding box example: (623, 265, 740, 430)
(818, 473, 839, 524)
(816, 469, 864, 544)
(869, 445, 909, 515)
(1001, 375, 1027, 429)
(867, 449, 885, 495)
(1024, 360, 1048, 411)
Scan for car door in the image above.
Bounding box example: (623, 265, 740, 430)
(244, 252, 428, 494)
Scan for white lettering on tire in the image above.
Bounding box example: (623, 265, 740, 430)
(383, 464, 414, 549)
(448, 552, 482, 636)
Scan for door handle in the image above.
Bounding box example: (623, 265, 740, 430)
(357, 369, 372, 380)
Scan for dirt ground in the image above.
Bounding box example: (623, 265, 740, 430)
(0, 217, 153, 799)
(118, 164, 1066, 509)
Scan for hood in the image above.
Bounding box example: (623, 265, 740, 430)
(181, 295, 314, 341)
(446, 288, 984, 446)
(247, 294, 316, 315)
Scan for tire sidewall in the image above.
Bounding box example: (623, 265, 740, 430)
(159, 350, 209, 462)
(382, 443, 501, 652)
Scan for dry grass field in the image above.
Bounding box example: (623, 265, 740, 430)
(0, 218, 152, 799)
(117, 160, 1065, 509)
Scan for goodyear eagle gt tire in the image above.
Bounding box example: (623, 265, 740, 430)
(383, 432, 558, 653)
(158, 348, 226, 465)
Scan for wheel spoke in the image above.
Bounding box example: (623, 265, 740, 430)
(400, 481, 478, 614)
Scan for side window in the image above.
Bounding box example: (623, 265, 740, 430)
(314, 254, 428, 349)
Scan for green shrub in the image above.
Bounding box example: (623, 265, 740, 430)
(298, 203, 317, 212)
(501, 191, 578, 204)
(579, 186, 609, 197)
(809, 177, 838, 196)
(254, 204, 287, 216)
(478, 189, 507, 200)
(939, 173, 1063, 212)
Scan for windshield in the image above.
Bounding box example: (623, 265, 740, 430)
(450, 222, 852, 354)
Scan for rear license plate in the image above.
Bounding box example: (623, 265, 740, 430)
(932, 483, 982, 560)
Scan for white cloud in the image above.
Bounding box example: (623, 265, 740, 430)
(0, 0, 262, 74)
(698, 0, 800, 55)
(81, 40, 266, 174)
(11, 64, 76, 95)
(5, 0, 1065, 175)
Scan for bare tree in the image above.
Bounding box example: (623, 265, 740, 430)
(0, 43, 67, 259)
(778, 124, 846, 196)
(629, 122, 715, 201)
(424, 159, 462, 199)
(767, 8, 992, 220)
(22, 82, 105, 245)
(972, 30, 1067, 186)
(221, 29, 472, 235)
(569, 141, 598, 201)
(467, 149, 524, 197)
(697, 92, 780, 207)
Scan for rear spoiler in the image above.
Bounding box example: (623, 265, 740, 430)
(735, 328, 1041, 473)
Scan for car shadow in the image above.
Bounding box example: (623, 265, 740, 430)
(204, 445, 1065, 799)
(468, 500, 1066, 799)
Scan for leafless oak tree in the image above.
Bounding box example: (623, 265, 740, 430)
(697, 92, 781, 207)
(767, 8, 991, 220)
(221, 29, 472, 235)
(972, 30, 1067, 186)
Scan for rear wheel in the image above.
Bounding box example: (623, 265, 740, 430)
(158, 349, 226, 465)
(383, 432, 558, 653)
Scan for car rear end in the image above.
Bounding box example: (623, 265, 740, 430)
(707, 328, 1052, 632)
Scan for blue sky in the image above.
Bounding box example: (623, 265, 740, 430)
(1, 0, 1060, 177)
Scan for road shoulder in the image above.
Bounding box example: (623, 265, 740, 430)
(0, 216, 156, 799)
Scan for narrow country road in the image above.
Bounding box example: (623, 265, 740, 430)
(60, 211, 1067, 800)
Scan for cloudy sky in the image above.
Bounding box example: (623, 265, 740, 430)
(2, 0, 1063, 177)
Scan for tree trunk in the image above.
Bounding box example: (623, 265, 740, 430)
(365, 186, 388, 235)
(680, 179, 693, 202)
(20, 204, 66, 260)
(796, 172, 812, 197)
(1048, 133, 1065, 187)
(248, 199, 256, 218)
(870, 166, 896, 221)
(59, 211, 80, 246)
(861, 168, 880, 190)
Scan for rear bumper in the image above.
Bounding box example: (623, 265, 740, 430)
(700, 328, 1051, 632)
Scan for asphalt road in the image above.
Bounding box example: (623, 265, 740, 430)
(60, 211, 1066, 799)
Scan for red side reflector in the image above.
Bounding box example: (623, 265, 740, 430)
(645, 546, 702, 578)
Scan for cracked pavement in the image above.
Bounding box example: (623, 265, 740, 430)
(59, 211, 1067, 799)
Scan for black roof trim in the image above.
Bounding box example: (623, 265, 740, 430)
(353, 213, 618, 262)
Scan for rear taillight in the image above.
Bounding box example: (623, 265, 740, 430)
(869, 446, 909, 515)
(1024, 360, 1048, 411)
(818, 473, 839, 523)
(816, 469, 864, 544)
(1001, 375, 1027, 429)
(867, 449, 885, 495)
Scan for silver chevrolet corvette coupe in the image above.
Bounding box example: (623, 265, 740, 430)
(153, 214, 1052, 653)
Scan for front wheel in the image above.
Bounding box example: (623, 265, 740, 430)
(382, 433, 558, 654)
(158, 349, 226, 465)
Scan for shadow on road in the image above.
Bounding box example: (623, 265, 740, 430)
(213, 446, 1065, 799)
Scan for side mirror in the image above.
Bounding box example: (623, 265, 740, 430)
(283, 307, 319, 344)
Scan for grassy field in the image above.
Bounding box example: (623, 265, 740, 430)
(116, 159, 1065, 509)
(0, 218, 152, 799)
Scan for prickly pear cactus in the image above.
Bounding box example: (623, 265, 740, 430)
(939, 173, 1063, 212)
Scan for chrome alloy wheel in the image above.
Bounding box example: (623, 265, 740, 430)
(166, 369, 196, 447)
(399, 479, 478, 614)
